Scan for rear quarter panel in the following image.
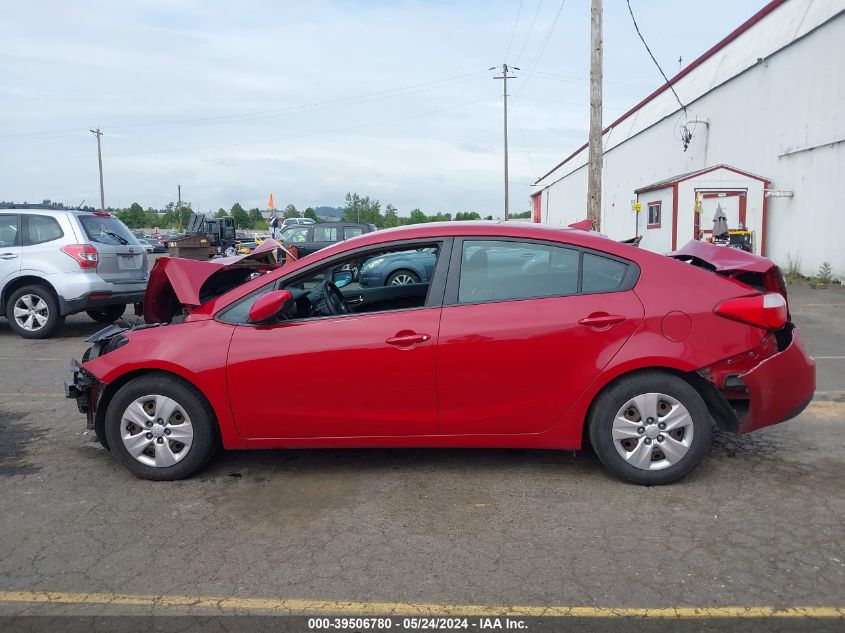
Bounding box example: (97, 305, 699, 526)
(548, 249, 770, 448)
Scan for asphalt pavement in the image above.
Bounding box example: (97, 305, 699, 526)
(0, 278, 842, 630)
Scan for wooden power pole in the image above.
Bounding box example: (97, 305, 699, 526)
(587, 0, 603, 230)
(493, 64, 519, 220)
(89, 128, 105, 213)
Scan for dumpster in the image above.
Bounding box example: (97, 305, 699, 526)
(168, 234, 210, 260)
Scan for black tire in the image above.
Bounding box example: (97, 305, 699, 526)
(104, 373, 220, 480)
(588, 371, 712, 485)
(86, 304, 126, 323)
(386, 269, 420, 286)
(5, 284, 64, 339)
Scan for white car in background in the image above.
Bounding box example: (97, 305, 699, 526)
(0, 207, 148, 338)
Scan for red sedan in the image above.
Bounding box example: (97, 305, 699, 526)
(66, 223, 815, 485)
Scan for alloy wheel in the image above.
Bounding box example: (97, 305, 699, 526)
(611, 392, 694, 471)
(12, 294, 49, 332)
(389, 273, 417, 285)
(120, 394, 194, 468)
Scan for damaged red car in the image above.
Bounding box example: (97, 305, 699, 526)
(66, 223, 815, 484)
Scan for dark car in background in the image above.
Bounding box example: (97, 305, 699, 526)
(359, 247, 437, 286)
(138, 237, 168, 254)
(279, 222, 376, 257)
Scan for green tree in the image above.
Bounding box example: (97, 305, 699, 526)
(485, 215, 494, 220)
(214, 208, 228, 218)
(303, 207, 318, 221)
(383, 204, 399, 228)
(230, 203, 250, 229)
(408, 208, 427, 225)
(343, 193, 383, 226)
(121, 202, 146, 228)
(161, 205, 177, 228)
(176, 202, 193, 230)
(283, 204, 300, 218)
(455, 211, 481, 221)
(145, 207, 160, 228)
(248, 208, 264, 228)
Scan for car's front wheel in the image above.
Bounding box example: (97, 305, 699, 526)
(86, 304, 126, 323)
(588, 372, 711, 485)
(104, 373, 219, 480)
(386, 269, 420, 285)
(5, 285, 64, 339)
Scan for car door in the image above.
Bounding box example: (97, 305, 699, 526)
(224, 242, 451, 439)
(0, 213, 22, 295)
(437, 238, 644, 435)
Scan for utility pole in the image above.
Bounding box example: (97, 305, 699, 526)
(587, 0, 603, 231)
(89, 128, 105, 213)
(177, 184, 182, 207)
(492, 63, 519, 220)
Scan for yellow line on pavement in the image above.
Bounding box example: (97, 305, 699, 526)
(0, 591, 842, 618)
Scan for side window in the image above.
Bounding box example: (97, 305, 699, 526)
(280, 226, 310, 243)
(0, 214, 19, 247)
(313, 226, 338, 242)
(458, 240, 579, 304)
(582, 253, 628, 293)
(344, 227, 364, 239)
(24, 215, 64, 245)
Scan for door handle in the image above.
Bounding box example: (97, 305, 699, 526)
(578, 313, 626, 328)
(0, 253, 18, 260)
(346, 295, 364, 305)
(386, 331, 431, 347)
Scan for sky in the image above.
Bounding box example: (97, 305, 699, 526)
(1, 0, 765, 217)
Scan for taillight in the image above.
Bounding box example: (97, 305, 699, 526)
(715, 292, 787, 330)
(61, 244, 99, 269)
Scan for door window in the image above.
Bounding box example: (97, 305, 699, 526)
(312, 226, 338, 242)
(458, 240, 579, 303)
(24, 215, 64, 245)
(344, 227, 364, 239)
(280, 226, 310, 243)
(0, 215, 19, 247)
(582, 253, 628, 293)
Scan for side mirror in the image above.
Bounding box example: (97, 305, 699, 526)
(332, 270, 354, 288)
(248, 289, 293, 323)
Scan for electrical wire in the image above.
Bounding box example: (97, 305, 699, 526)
(625, 0, 686, 114)
(0, 69, 488, 140)
(515, 0, 568, 96)
(504, 0, 525, 61)
(514, 0, 544, 65)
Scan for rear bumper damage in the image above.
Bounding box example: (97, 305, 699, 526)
(705, 325, 816, 434)
(737, 325, 815, 433)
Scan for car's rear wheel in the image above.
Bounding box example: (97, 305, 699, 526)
(5, 285, 64, 339)
(104, 373, 219, 480)
(588, 372, 711, 485)
(387, 269, 420, 286)
(86, 304, 126, 323)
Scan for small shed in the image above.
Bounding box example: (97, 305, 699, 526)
(634, 164, 771, 255)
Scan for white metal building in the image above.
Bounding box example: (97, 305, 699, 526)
(531, 0, 845, 278)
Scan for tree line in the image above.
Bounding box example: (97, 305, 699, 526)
(100, 194, 528, 231)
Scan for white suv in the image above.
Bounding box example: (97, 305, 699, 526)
(0, 208, 149, 338)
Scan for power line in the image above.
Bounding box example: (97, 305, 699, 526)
(109, 96, 497, 158)
(514, 0, 544, 65)
(515, 0, 568, 96)
(625, 0, 686, 113)
(504, 0, 525, 60)
(0, 70, 488, 140)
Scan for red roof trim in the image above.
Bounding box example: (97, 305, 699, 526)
(634, 164, 771, 194)
(534, 0, 788, 185)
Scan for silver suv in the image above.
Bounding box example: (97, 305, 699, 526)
(0, 208, 148, 338)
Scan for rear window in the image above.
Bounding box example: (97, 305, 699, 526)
(78, 214, 138, 246)
(24, 215, 64, 245)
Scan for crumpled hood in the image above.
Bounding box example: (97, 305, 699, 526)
(669, 239, 775, 274)
(143, 239, 284, 323)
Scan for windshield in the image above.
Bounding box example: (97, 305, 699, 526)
(78, 214, 139, 246)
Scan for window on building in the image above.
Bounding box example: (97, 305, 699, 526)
(647, 202, 661, 228)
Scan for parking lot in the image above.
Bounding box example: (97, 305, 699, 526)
(0, 273, 843, 627)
